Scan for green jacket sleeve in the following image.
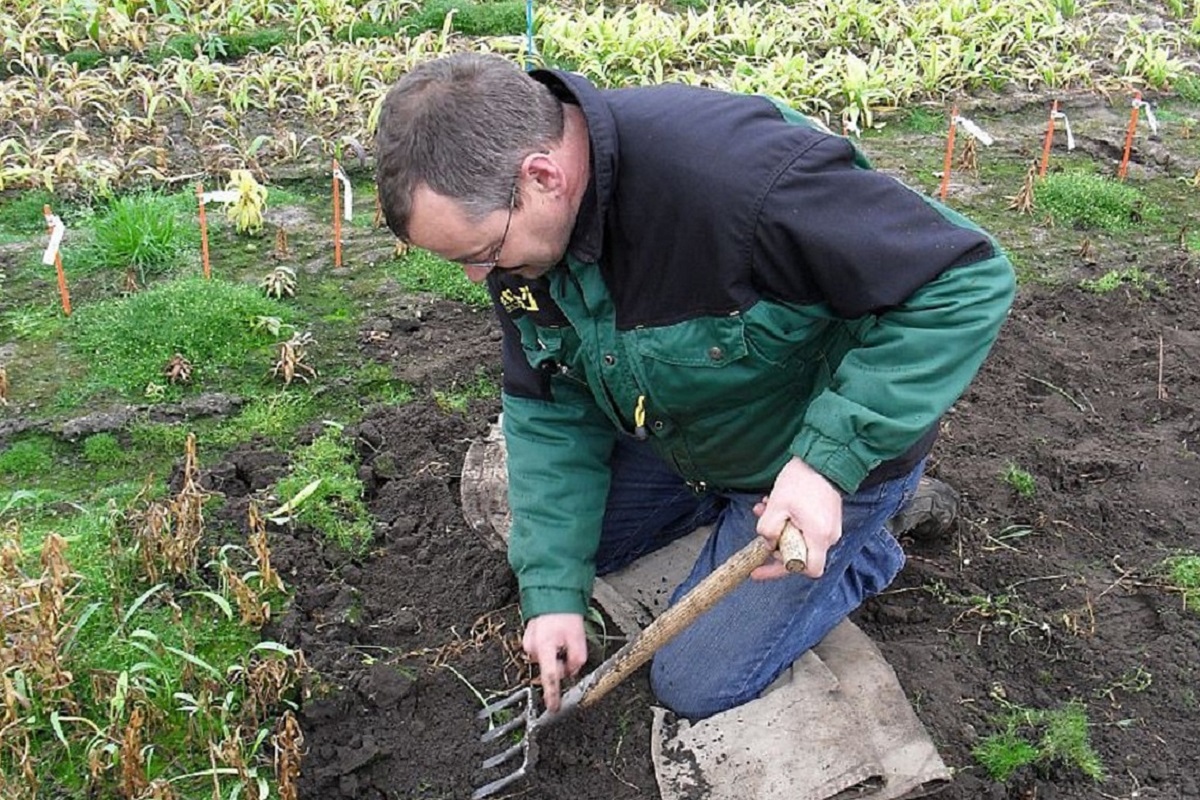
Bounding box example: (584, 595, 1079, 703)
(502, 378, 616, 621)
(791, 249, 1015, 492)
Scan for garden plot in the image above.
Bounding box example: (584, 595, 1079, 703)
(2, 1, 1200, 800)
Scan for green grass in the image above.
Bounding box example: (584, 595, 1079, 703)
(1034, 172, 1156, 231)
(0, 434, 56, 479)
(974, 700, 1104, 782)
(270, 426, 373, 552)
(80, 191, 198, 284)
(81, 432, 126, 467)
(896, 106, 946, 134)
(64, 276, 297, 400)
(210, 391, 319, 447)
(0, 189, 76, 237)
(390, 248, 491, 307)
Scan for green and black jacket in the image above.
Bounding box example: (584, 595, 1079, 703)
(488, 69, 1016, 621)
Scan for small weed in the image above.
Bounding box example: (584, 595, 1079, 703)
(1161, 553, 1200, 613)
(1034, 173, 1155, 231)
(1002, 463, 1036, 498)
(3, 301, 67, 340)
(0, 435, 55, 478)
(433, 373, 499, 414)
(212, 392, 316, 446)
(974, 700, 1104, 782)
(1079, 267, 1163, 296)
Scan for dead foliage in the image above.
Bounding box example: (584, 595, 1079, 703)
(240, 649, 308, 728)
(956, 135, 979, 175)
(274, 226, 290, 260)
(162, 353, 192, 385)
(0, 365, 9, 405)
(125, 434, 213, 582)
(272, 711, 304, 800)
(119, 705, 148, 799)
(1, 525, 82, 800)
(260, 265, 297, 299)
(1008, 161, 1037, 214)
(247, 503, 284, 594)
(402, 607, 527, 683)
(270, 332, 317, 386)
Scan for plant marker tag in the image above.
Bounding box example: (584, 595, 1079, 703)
(201, 190, 240, 204)
(1133, 97, 1158, 135)
(1051, 110, 1076, 150)
(954, 115, 994, 146)
(334, 165, 352, 221)
(42, 214, 65, 266)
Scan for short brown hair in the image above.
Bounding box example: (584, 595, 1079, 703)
(374, 53, 564, 240)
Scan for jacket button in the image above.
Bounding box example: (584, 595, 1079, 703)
(653, 421, 664, 431)
(708, 346, 724, 361)
(603, 354, 616, 366)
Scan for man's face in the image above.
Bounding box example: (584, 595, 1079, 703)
(407, 183, 574, 284)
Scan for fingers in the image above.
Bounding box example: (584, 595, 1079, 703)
(522, 613, 587, 712)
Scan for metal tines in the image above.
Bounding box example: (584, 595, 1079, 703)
(472, 686, 541, 800)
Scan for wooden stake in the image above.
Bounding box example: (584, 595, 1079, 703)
(196, 183, 211, 279)
(332, 159, 342, 269)
(1118, 92, 1141, 181)
(43, 204, 71, 316)
(1039, 99, 1059, 178)
(939, 105, 958, 201)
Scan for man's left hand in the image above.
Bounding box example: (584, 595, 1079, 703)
(752, 457, 842, 580)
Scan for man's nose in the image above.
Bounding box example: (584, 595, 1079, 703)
(463, 265, 493, 283)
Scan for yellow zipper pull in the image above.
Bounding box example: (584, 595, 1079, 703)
(633, 394, 648, 440)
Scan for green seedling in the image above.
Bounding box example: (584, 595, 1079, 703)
(1001, 463, 1036, 498)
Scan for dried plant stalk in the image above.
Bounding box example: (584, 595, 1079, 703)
(273, 711, 304, 800)
(247, 503, 284, 593)
(119, 706, 148, 799)
(1008, 161, 1037, 214)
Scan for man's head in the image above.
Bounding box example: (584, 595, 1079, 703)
(375, 53, 582, 282)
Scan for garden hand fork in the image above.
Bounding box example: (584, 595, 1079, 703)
(472, 522, 808, 799)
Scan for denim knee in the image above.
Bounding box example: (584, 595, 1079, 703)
(649, 648, 752, 720)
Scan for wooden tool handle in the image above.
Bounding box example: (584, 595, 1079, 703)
(573, 521, 808, 710)
(780, 520, 808, 573)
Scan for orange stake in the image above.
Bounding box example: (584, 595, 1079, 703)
(196, 182, 211, 279)
(332, 159, 342, 269)
(939, 105, 958, 201)
(43, 205, 72, 316)
(1117, 92, 1141, 181)
(1039, 99, 1059, 178)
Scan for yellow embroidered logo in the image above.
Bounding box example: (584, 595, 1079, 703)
(499, 285, 540, 313)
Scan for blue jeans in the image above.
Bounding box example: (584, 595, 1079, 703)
(595, 438, 922, 719)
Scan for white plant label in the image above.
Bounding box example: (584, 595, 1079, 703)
(954, 115, 994, 146)
(1051, 110, 1076, 151)
(334, 165, 353, 222)
(42, 214, 65, 266)
(201, 190, 240, 204)
(1133, 98, 1159, 135)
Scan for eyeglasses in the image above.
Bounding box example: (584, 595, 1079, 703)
(461, 181, 517, 271)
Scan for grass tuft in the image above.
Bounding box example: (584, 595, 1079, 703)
(1033, 173, 1155, 231)
(974, 700, 1104, 782)
(1163, 553, 1200, 613)
(83, 192, 198, 284)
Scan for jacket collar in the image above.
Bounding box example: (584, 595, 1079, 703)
(530, 69, 615, 264)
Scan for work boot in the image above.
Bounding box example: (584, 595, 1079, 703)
(888, 476, 959, 541)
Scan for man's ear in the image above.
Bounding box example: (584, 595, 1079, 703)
(522, 152, 567, 197)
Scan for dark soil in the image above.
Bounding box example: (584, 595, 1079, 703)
(203, 148, 1198, 800)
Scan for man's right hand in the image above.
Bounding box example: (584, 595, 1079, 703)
(522, 612, 588, 712)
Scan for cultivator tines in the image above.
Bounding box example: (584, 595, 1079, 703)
(473, 687, 540, 800)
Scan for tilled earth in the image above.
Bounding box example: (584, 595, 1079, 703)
(199, 254, 1200, 800)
